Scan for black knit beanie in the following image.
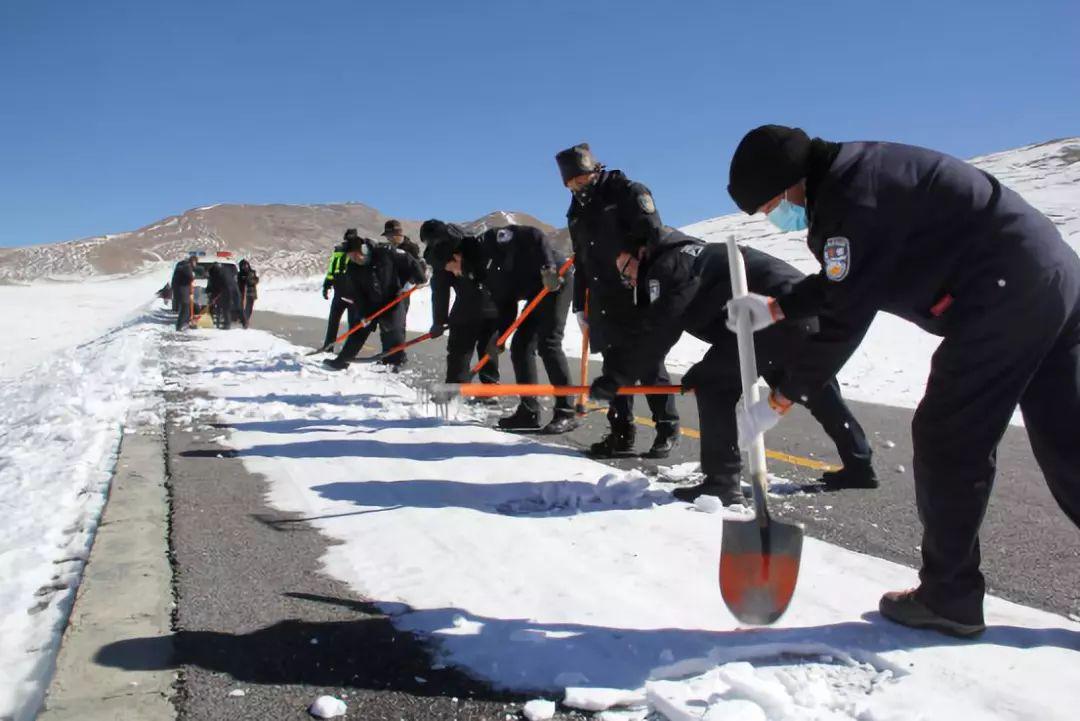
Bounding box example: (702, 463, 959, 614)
(727, 125, 812, 214)
(555, 143, 599, 183)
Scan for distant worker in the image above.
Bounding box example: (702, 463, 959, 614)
(380, 219, 422, 365)
(171, 255, 197, 331)
(323, 230, 427, 371)
(237, 259, 259, 329)
(321, 238, 349, 351)
(206, 262, 237, 330)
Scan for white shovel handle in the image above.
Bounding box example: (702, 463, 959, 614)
(725, 236, 769, 521)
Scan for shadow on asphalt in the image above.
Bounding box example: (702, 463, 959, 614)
(95, 594, 1080, 695)
(310, 477, 672, 517)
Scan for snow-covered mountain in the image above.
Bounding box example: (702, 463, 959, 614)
(0, 204, 564, 282)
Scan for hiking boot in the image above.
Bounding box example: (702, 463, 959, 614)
(542, 410, 581, 435)
(322, 357, 349, 371)
(587, 425, 636, 458)
(673, 474, 747, 506)
(497, 406, 543, 430)
(879, 588, 986, 638)
(645, 422, 680, 459)
(820, 465, 879, 489)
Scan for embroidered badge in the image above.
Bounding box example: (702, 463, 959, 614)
(680, 245, 703, 257)
(823, 237, 851, 282)
(637, 193, 656, 214)
(649, 279, 661, 303)
(496, 228, 512, 244)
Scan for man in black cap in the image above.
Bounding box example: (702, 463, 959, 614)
(420, 220, 501, 391)
(726, 124, 1080, 637)
(589, 226, 876, 505)
(555, 143, 680, 458)
(323, 230, 426, 370)
(321, 238, 349, 350)
(380, 219, 422, 365)
(237, 259, 259, 329)
(475, 224, 579, 433)
(382, 219, 422, 259)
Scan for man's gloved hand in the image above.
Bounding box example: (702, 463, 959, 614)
(736, 389, 793, 449)
(589, 375, 620, 402)
(322, 280, 331, 299)
(401, 282, 415, 292)
(429, 323, 446, 339)
(726, 293, 784, 332)
(575, 311, 588, 332)
(540, 265, 563, 293)
(680, 362, 706, 391)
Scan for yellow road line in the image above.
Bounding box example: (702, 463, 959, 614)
(582, 401, 839, 472)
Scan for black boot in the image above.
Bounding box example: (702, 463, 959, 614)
(820, 463, 879, 489)
(672, 473, 747, 506)
(587, 424, 636, 458)
(542, 409, 580, 434)
(497, 405, 542, 430)
(645, 422, 680, 459)
(322, 356, 349, 371)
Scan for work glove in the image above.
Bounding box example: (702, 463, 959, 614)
(736, 389, 793, 449)
(322, 280, 331, 299)
(575, 311, 588, 332)
(679, 362, 706, 391)
(726, 293, 784, 332)
(429, 323, 446, 339)
(540, 265, 563, 293)
(402, 282, 415, 292)
(589, 375, 620, 402)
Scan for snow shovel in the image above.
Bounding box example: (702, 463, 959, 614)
(719, 235, 803, 625)
(306, 284, 425, 356)
(471, 256, 575, 374)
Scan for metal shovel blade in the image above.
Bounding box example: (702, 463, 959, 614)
(719, 514, 803, 625)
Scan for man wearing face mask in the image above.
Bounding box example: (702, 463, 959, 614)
(555, 142, 681, 459)
(725, 124, 1080, 637)
(420, 220, 501, 391)
(477, 224, 578, 433)
(323, 229, 426, 371)
(588, 227, 875, 505)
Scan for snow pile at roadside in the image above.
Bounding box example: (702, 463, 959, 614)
(0, 310, 165, 721)
(170, 328, 1080, 721)
(0, 273, 165, 379)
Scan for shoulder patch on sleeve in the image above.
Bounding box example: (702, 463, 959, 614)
(648, 278, 661, 302)
(823, 237, 850, 282)
(637, 193, 656, 214)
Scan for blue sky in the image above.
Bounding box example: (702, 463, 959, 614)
(1, 0, 1076, 247)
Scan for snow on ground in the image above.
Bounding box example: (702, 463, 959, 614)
(0, 273, 166, 379)
(168, 327, 1080, 720)
(0, 300, 166, 721)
